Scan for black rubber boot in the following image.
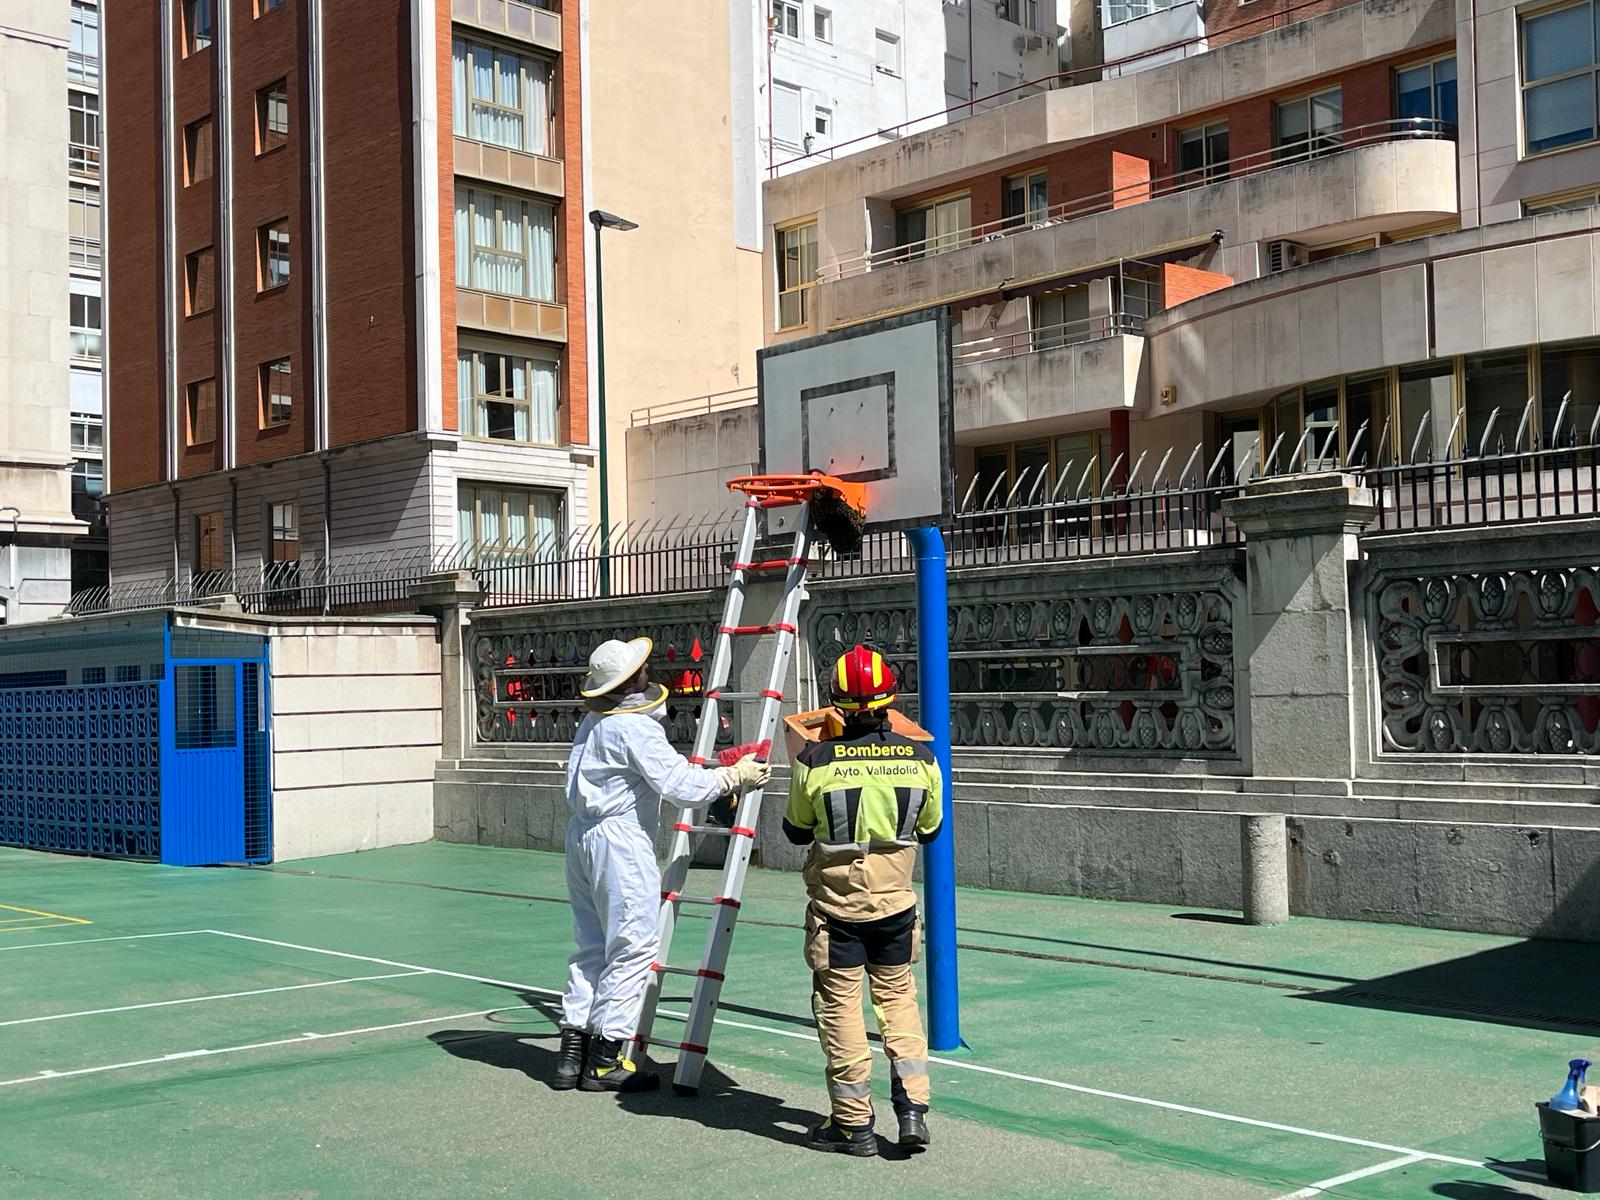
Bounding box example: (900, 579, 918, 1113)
(552, 1027, 590, 1091)
(896, 1110, 930, 1148)
(579, 1037, 660, 1093)
(806, 1117, 879, 1157)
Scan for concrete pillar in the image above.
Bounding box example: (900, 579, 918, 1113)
(411, 570, 482, 761)
(1241, 814, 1289, 925)
(1222, 473, 1378, 779)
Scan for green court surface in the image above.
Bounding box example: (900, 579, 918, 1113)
(1, 842, 1594, 1199)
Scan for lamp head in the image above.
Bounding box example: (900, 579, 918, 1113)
(590, 209, 639, 232)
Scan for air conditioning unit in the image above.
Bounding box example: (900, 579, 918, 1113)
(1265, 239, 1306, 274)
(1016, 33, 1048, 51)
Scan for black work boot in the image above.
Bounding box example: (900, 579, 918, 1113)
(806, 1116, 879, 1157)
(896, 1109, 931, 1148)
(579, 1037, 660, 1092)
(552, 1027, 590, 1091)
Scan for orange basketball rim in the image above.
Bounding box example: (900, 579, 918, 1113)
(726, 471, 867, 516)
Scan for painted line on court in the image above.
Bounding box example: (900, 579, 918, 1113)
(0, 930, 208, 953)
(0, 970, 431, 1028)
(1273, 1154, 1427, 1197)
(199, 930, 1498, 1174)
(0, 902, 91, 927)
(0, 1005, 539, 1090)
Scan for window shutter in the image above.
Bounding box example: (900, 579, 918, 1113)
(773, 83, 801, 147)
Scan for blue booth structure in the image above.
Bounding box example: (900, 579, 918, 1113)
(0, 611, 272, 866)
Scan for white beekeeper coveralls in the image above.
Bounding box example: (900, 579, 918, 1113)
(561, 637, 765, 1042)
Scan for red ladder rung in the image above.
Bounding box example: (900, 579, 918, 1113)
(733, 557, 810, 573)
(718, 623, 797, 636)
(649, 962, 727, 981)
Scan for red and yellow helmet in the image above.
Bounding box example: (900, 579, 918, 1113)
(831, 644, 898, 713)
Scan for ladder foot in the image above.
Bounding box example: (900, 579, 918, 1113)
(672, 1082, 699, 1097)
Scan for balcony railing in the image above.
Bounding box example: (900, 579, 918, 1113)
(1102, 0, 1188, 28)
(69, 144, 100, 176)
(823, 118, 1456, 280)
(68, 51, 99, 87)
(69, 236, 102, 272)
(955, 310, 1147, 364)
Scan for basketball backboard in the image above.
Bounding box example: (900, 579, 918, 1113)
(757, 309, 954, 535)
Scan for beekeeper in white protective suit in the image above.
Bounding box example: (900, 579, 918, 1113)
(552, 636, 770, 1094)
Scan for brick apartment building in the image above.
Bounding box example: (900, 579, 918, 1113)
(104, 0, 588, 593)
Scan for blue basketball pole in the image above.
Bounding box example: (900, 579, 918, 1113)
(908, 524, 960, 1051)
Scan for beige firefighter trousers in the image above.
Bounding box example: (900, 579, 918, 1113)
(804, 903, 931, 1127)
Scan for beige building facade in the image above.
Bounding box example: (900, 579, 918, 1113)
(1, 4, 87, 624)
(586, 1, 766, 529)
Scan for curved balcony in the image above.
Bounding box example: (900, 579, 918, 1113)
(954, 312, 1147, 436)
(813, 120, 1458, 332)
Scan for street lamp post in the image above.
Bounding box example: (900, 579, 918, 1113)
(588, 208, 638, 597)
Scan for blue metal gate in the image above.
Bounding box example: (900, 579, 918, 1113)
(0, 612, 273, 865)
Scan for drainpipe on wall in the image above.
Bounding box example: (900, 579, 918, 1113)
(307, 0, 331, 450)
(0, 507, 20, 622)
(321, 457, 332, 615)
(216, 0, 237, 469)
(171, 485, 181, 586)
(1468, 0, 1481, 226)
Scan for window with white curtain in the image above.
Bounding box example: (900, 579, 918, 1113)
(454, 188, 556, 300)
(457, 347, 559, 445)
(456, 483, 562, 554)
(451, 36, 552, 156)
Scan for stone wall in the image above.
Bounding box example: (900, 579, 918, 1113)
(269, 617, 442, 861)
(434, 475, 1600, 940)
(624, 407, 758, 525)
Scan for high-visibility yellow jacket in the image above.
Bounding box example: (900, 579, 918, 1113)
(782, 724, 944, 923)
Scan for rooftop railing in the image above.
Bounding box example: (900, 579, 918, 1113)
(627, 386, 758, 428)
(823, 118, 1456, 280)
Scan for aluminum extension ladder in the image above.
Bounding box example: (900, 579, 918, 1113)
(630, 487, 815, 1094)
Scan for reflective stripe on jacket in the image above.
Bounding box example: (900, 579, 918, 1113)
(783, 726, 943, 921)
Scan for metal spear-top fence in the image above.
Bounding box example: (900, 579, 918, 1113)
(67, 546, 442, 618)
(1359, 394, 1600, 531)
(66, 401, 1600, 617)
(465, 512, 741, 608)
(952, 439, 1247, 565)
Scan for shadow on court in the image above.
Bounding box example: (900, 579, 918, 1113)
(1432, 1178, 1551, 1199)
(427, 991, 842, 1153)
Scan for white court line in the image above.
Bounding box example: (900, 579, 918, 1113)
(0, 930, 208, 953)
(200, 930, 1495, 1173)
(0, 970, 430, 1028)
(1275, 1154, 1426, 1198)
(9, 927, 1536, 1184)
(0, 1005, 537, 1089)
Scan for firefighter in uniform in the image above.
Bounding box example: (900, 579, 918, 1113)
(782, 644, 943, 1156)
